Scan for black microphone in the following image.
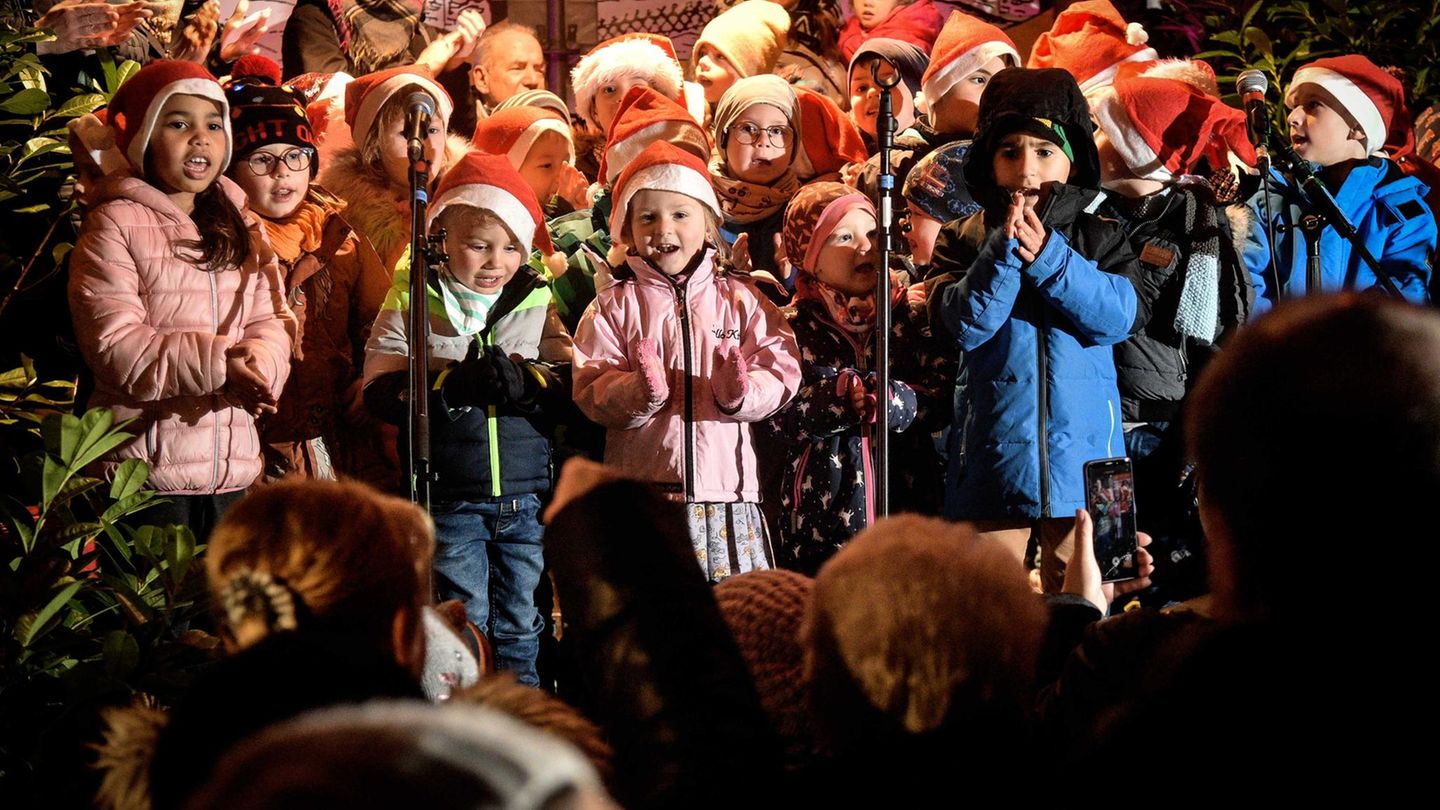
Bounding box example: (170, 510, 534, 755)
(404, 91, 436, 161)
(1237, 69, 1270, 172)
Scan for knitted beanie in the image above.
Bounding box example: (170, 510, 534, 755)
(570, 34, 686, 130)
(918, 11, 1020, 115)
(108, 59, 231, 172)
(493, 88, 573, 122)
(1287, 55, 1412, 156)
(343, 66, 453, 143)
(473, 106, 574, 170)
(848, 38, 929, 100)
(964, 67, 1102, 203)
(1026, 0, 1157, 93)
(223, 55, 316, 169)
(714, 569, 815, 750)
(903, 140, 982, 222)
(782, 181, 876, 277)
(712, 74, 800, 154)
(692, 0, 791, 78)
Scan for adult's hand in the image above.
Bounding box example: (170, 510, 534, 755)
(36, 1, 152, 54)
(218, 0, 271, 62)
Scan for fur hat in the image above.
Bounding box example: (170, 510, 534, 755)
(783, 181, 875, 277)
(429, 152, 564, 273)
(570, 34, 686, 131)
(608, 140, 722, 242)
(692, 0, 791, 78)
(793, 87, 869, 182)
(918, 11, 1020, 115)
(343, 66, 453, 143)
(1091, 62, 1256, 181)
(599, 84, 711, 185)
(473, 105, 574, 170)
(1026, 0, 1158, 93)
(223, 55, 316, 170)
(107, 59, 230, 171)
(964, 67, 1102, 202)
(1287, 55, 1412, 156)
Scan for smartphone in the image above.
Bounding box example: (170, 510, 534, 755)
(1083, 456, 1139, 583)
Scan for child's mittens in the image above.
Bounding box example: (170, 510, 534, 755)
(713, 346, 751, 413)
(635, 337, 669, 406)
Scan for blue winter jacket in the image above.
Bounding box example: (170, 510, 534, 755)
(1243, 157, 1434, 314)
(929, 185, 1146, 520)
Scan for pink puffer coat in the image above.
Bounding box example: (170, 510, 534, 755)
(573, 250, 802, 502)
(68, 175, 295, 494)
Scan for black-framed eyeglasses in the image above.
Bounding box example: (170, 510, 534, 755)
(728, 122, 794, 148)
(244, 147, 315, 176)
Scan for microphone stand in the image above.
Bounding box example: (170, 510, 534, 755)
(1270, 138, 1402, 299)
(406, 125, 439, 511)
(871, 59, 901, 520)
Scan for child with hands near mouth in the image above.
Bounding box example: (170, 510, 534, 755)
(572, 141, 803, 582)
(363, 153, 572, 686)
(67, 60, 295, 540)
(764, 183, 952, 574)
(222, 56, 393, 485)
(927, 67, 1148, 592)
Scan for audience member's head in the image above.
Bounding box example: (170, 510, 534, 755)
(471, 21, 547, 109)
(186, 701, 615, 810)
(1187, 296, 1440, 622)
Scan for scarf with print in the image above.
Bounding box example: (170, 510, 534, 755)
(797, 272, 908, 334)
(327, 0, 424, 76)
(708, 163, 801, 223)
(436, 268, 501, 336)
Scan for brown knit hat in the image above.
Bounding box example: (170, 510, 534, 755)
(714, 569, 815, 753)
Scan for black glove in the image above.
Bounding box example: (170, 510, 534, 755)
(442, 344, 528, 407)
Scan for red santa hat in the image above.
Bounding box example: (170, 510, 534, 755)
(107, 59, 231, 172)
(1090, 62, 1256, 181)
(473, 106, 575, 170)
(343, 66, 453, 144)
(792, 87, 868, 182)
(429, 152, 566, 275)
(918, 11, 1020, 115)
(570, 34, 686, 131)
(1026, 0, 1158, 93)
(608, 140, 722, 244)
(1287, 55, 1412, 156)
(599, 85, 711, 185)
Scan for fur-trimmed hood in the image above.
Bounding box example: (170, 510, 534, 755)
(318, 134, 473, 273)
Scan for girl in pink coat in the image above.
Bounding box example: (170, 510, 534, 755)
(572, 142, 802, 582)
(68, 61, 295, 538)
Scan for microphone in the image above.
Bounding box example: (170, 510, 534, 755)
(404, 91, 436, 161)
(1237, 69, 1270, 172)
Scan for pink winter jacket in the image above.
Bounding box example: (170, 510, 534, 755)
(68, 175, 295, 494)
(573, 250, 802, 502)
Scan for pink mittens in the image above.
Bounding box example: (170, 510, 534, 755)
(635, 338, 669, 406)
(713, 346, 750, 413)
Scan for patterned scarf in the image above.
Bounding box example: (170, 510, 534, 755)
(1172, 188, 1223, 343)
(327, 0, 424, 76)
(708, 162, 801, 223)
(799, 273, 907, 334)
(436, 269, 500, 336)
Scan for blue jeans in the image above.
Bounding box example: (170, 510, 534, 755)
(430, 494, 546, 686)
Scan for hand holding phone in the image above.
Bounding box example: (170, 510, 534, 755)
(1084, 456, 1140, 583)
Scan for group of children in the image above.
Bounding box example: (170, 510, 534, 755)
(63, 0, 1435, 685)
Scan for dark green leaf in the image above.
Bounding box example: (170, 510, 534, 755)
(102, 630, 140, 678)
(102, 490, 158, 524)
(18, 579, 83, 646)
(0, 88, 48, 115)
(109, 458, 149, 500)
(54, 93, 105, 119)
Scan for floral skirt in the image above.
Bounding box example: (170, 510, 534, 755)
(684, 501, 773, 583)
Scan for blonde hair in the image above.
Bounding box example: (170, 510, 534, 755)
(358, 85, 450, 182)
(206, 479, 434, 653)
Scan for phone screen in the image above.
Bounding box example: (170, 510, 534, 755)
(1084, 457, 1139, 583)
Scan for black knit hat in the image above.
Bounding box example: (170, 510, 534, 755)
(848, 38, 929, 99)
(964, 67, 1100, 205)
(223, 55, 317, 169)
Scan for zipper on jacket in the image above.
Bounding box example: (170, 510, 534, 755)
(674, 277, 696, 502)
(209, 270, 221, 492)
(1036, 312, 1051, 518)
(483, 331, 502, 498)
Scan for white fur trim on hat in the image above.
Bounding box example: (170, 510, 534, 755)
(570, 39, 685, 130)
(505, 118, 575, 170)
(350, 74, 453, 149)
(1091, 86, 1172, 183)
(125, 76, 231, 171)
(1288, 66, 1387, 155)
(428, 183, 537, 254)
(609, 162, 722, 240)
(917, 41, 1020, 116)
(1079, 47, 1159, 95)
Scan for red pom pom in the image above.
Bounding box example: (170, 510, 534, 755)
(232, 55, 282, 85)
